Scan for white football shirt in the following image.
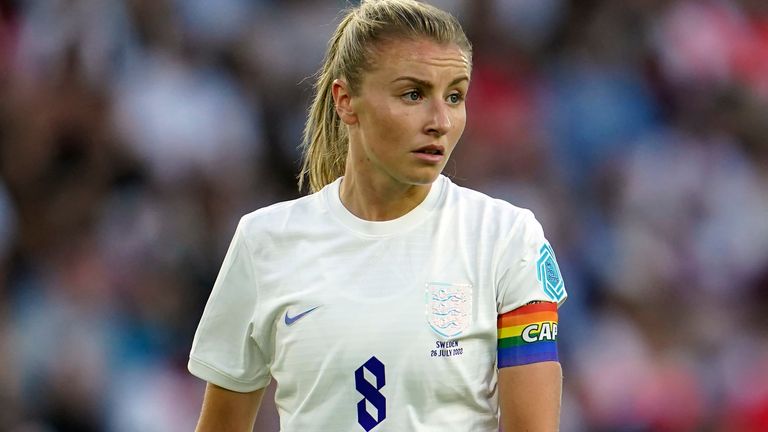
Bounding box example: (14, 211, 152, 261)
(189, 175, 567, 431)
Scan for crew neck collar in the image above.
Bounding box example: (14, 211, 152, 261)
(322, 175, 447, 237)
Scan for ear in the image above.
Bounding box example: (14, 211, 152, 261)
(332, 78, 358, 125)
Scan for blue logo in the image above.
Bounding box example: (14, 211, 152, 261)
(284, 306, 320, 326)
(355, 356, 386, 431)
(536, 244, 565, 302)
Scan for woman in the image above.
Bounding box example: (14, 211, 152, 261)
(189, 0, 567, 430)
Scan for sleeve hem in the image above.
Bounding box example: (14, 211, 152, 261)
(498, 294, 567, 315)
(188, 357, 270, 393)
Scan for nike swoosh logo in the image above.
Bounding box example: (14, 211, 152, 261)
(284, 306, 320, 326)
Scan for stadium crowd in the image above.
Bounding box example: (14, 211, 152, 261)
(0, 0, 767, 430)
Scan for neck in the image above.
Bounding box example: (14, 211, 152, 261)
(339, 171, 433, 221)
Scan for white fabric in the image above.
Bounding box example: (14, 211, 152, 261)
(189, 175, 566, 431)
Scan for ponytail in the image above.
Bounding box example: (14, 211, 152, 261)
(298, 13, 355, 193)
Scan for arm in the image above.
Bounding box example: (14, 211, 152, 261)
(195, 383, 265, 432)
(494, 210, 567, 430)
(496, 301, 563, 431)
(498, 361, 562, 431)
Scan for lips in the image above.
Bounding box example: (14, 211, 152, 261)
(413, 145, 445, 156)
(412, 144, 446, 164)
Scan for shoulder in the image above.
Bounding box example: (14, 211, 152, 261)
(237, 190, 326, 238)
(442, 177, 539, 232)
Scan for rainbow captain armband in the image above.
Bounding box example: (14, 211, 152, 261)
(497, 302, 559, 368)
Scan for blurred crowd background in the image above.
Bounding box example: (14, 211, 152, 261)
(0, 0, 767, 431)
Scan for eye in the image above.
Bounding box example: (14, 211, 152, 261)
(402, 90, 422, 102)
(447, 93, 464, 105)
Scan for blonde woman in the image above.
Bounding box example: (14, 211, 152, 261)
(189, 1, 567, 430)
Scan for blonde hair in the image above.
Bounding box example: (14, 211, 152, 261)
(298, 0, 472, 193)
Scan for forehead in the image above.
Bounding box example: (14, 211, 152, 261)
(365, 37, 470, 79)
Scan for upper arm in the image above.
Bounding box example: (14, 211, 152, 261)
(195, 383, 265, 432)
(497, 301, 563, 431)
(492, 209, 566, 429)
(498, 361, 562, 432)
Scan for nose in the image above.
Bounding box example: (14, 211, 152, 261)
(425, 100, 451, 137)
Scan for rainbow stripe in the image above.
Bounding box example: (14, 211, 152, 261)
(498, 302, 559, 368)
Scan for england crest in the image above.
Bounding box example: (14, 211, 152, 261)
(537, 244, 566, 302)
(425, 282, 472, 338)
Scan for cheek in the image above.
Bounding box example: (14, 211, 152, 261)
(367, 108, 408, 146)
(356, 113, 389, 162)
(456, 112, 467, 130)
(450, 111, 467, 140)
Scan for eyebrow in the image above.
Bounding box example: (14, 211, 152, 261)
(390, 75, 469, 88)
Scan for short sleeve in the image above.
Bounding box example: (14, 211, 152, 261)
(496, 210, 567, 315)
(188, 219, 271, 392)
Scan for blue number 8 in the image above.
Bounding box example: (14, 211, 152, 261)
(355, 356, 386, 431)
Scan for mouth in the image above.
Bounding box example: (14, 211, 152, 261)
(412, 145, 445, 156)
(412, 145, 446, 164)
